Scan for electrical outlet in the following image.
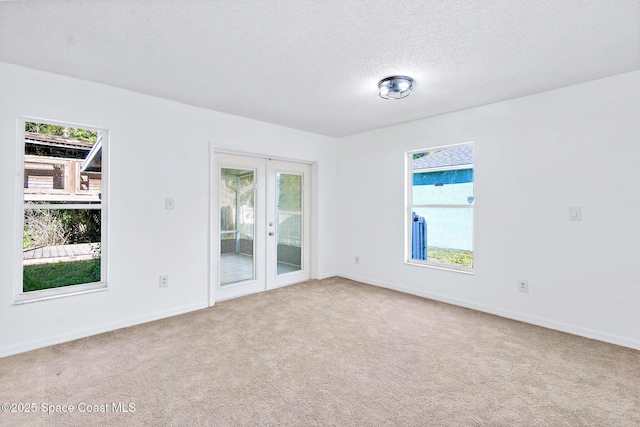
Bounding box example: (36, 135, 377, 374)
(159, 275, 169, 288)
(355, 256, 360, 264)
(518, 280, 529, 293)
(165, 197, 175, 210)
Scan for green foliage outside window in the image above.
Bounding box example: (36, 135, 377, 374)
(25, 122, 98, 142)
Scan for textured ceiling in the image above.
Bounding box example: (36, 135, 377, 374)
(1, 0, 639, 137)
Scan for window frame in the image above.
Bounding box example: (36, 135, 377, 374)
(14, 117, 109, 304)
(405, 142, 475, 274)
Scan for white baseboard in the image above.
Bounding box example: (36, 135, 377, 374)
(317, 272, 338, 280)
(0, 301, 209, 358)
(339, 274, 640, 351)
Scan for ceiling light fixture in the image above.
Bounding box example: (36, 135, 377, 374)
(378, 75, 413, 99)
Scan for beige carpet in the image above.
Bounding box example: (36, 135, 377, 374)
(1, 277, 639, 426)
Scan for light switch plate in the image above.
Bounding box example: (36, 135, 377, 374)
(165, 197, 175, 210)
(568, 207, 581, 221)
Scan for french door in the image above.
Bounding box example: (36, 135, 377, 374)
(215, 153, 311, 301)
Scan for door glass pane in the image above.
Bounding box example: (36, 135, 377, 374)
(220, 168, 254, 286)
(276, 173, 302, 275)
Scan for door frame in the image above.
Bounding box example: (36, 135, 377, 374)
(208, 144, 315, 306)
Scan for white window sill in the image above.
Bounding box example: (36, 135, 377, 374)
(13, 283, 108, 305)
(405, 260, 474, 275)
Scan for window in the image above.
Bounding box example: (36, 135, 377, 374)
(17, 120, 107, 301)
(407, 143, 474, 271)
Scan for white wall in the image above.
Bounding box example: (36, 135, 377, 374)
(0, 62, 338, 357)
(337, 71, 640, 349)
(2, 62, 638, 357)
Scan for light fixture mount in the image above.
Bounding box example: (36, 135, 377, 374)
(378, 75, 413, 99)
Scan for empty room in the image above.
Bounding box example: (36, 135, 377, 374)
(1, 1, 639, 426)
